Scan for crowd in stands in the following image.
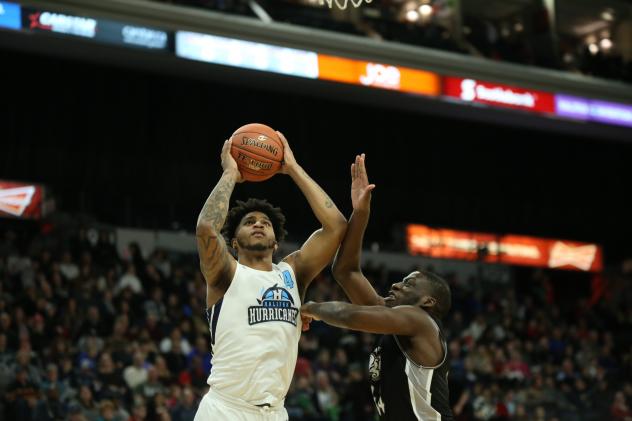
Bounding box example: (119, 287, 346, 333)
(1, 224, 631, 420)
(154, 0, 632, 84)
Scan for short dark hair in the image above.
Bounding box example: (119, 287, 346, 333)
(417, 270, 451, 319)
(221, 198, 288, 246)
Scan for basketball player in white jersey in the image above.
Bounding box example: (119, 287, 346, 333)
(194, 132, 346, 420)
(301, 155, 454, 421)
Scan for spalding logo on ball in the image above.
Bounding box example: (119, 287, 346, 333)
(230, 123, 284, 182)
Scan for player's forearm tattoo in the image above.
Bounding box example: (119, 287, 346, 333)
(198, 172, 236, 232)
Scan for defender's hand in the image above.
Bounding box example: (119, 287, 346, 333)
(351, 153, 375, 212)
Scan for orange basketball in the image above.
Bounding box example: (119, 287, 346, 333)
(230, 123, 284, 182)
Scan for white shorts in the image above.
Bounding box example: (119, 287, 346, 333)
(194, 388, 289, 421)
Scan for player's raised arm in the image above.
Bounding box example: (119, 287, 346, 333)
(195, 139, 239, 301)
(277, 131, 347, 293)
(332, 154, 383, 306)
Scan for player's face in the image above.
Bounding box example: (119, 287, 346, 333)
(384, 271, 424, 308)
(234, 211, 277, 252)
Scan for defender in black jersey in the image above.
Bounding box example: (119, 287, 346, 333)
(301, 154, 453, 421)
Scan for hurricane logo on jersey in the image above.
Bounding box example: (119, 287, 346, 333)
(369, 346, 382, 381)
(248, 284, 299, 326)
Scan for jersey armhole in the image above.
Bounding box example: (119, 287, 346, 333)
(275, 261, 297, 285)
(393, 318, 448, 370)
(276, 260, 295, 276)
(205, 263, 242, 312)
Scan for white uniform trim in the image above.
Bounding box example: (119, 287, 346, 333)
(195, 388, 289, 421)
(406, 361, 422, 421)
(395, 315, 446, 421)
(404, 359, 441, 421)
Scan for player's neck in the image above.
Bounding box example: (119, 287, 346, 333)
(238, 253, 274, 271)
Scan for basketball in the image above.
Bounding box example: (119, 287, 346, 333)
(230, 123, 284, 182)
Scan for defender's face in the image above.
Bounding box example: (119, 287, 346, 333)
(234, 211, 277, 252)
(384, 271, 425, 308)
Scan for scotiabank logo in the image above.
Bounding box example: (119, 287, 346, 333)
(445, 77, 555, 113)
(359, 63, 401, 90)
(0, 186, 36, 217)
(460, 79, 535, 107)
(548, 242, 598, 271)
(29, 11, 97, 38)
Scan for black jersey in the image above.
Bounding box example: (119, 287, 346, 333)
(368, 318, 453, 421)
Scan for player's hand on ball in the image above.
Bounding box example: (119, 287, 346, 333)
(221, 139, 244, 182)
(351, 153, 375, 212)
(276, 131, 298, 175)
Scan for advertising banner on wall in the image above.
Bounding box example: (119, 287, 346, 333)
(21, 6, 169, 50)
(407, 224, 602, 272)
(317, 54, 440, 96)
(176, 31, 319, 78)
(555, 94, 632, 128)
(443, 77, 555, 114)
(0, 1, 21, 30)
(0, 180, 46, 219)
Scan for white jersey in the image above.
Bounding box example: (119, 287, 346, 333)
(205, 261, 301, 407)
